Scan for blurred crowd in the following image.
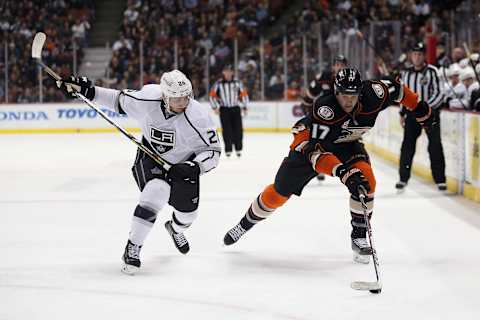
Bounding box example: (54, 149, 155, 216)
(247, 0, 479, 101)
(1, 0, 480, 111)
(0, 0, 94, 103)
(106, 0, 282, 99)
(103, 0, 479, 103)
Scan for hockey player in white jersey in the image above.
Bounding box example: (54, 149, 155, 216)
(56, 70, 221, 275)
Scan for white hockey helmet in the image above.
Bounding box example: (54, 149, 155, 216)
(447, 63, 461, 77)
(460, 67, 475, 81)
(160, 69, 193, 113)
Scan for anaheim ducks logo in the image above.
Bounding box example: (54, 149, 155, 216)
(317, 106, 334, 120)
(372, 84, 385, 98)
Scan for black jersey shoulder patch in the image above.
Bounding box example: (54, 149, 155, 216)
(371, 83, 385, 99)
(316, 105, 335, 120)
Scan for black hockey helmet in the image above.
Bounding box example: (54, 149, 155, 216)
(223, 64, 234, 71)
(333, 54, 348, 65)
(334, 68, 362, 95)
(411, 42, 426, 53)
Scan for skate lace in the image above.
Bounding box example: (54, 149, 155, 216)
(229, 224, 246, 241)
(173, 232, 188, 247)
(353, 238, 370, 249)
(128, 243, 141, 259)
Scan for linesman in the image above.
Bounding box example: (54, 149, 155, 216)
(397, 42, 446, 191)
(209, 64, 249, 157)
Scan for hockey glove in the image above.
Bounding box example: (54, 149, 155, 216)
(167, 161, 200, 184)
(414, 101, 437, 130)
(334, 164, 370, 198)
(56, 75, 95, 100)
(300, 140, 324, 159)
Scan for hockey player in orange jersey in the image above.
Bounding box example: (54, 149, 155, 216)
(223, 68, 436, 263)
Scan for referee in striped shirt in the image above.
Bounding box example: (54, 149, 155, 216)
(396, 42, 446, 191)
(209, 64, 249, 157)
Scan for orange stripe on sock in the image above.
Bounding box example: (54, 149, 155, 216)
(260, 184, 289, 209)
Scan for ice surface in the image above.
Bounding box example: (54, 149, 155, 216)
(1, 133, 479, 320)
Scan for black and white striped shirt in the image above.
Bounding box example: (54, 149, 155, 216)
(209, 79, 249, 109)
(401, 64, 444, 109)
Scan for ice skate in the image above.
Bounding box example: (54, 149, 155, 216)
(121, 240, 142, 275)
(165, 221, 190, 254)
(224, 222, 250, 245)
(395, 181, 407, 193)
(437, 183, 447, 191)
(352, 237, 372, 264)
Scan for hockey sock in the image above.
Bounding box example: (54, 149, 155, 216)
(171, 209, 198, 233)
(349, 195, 373, 239)
(240, 200, 265, 230)
(129, 205, 157, 245)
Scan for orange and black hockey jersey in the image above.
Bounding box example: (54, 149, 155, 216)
(290, 77, 430, 175)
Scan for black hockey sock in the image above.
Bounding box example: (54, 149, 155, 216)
(240, 206, 264, 231)
(350, 212, 371, 238)
(134, 205, 157, 224)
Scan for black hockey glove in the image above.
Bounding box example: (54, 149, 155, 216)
(301, 141, 322, 158)
(167, 161, 200, 184)
(56, 75, 95, 100)
(334, 164, 370, 198)
(414, 101, 437, 130)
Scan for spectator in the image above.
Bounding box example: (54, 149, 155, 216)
(451, 47, 466, 64)
(1, 0, 94, 103)
(72, 17, 91, 47)
(285, 80, 301, 100)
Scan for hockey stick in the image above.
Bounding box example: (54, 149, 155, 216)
(31, 32, 171, 170)
(350, 186, 382, 294)
(462, 42, 480, 84)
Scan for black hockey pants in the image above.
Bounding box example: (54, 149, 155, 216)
(219, 106, 243, 153)
(398, 110, 446, 184)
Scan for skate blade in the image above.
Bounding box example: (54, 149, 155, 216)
(396, 188, 406, 194)
(121, 263, 139, 275)
(353, 252, 370, 264)
(351, 281, 382, 292)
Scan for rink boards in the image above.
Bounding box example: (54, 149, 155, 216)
(1, 101, 479, 203)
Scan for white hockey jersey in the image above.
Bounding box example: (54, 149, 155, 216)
(444, 82, 467, 109)
(93, 84, 221, 174)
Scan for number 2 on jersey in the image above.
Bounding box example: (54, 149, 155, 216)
(207, 130, 219, 144)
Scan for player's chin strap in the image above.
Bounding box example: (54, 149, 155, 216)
(31, 32, 171, 171)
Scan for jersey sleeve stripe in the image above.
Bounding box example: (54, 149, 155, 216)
(183, 113, 210, 147)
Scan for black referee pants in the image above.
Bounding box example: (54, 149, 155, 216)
(398, 110, 446, 184)
(219, 106, 243, 153)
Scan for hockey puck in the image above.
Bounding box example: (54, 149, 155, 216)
(369, 289, 381, 294)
